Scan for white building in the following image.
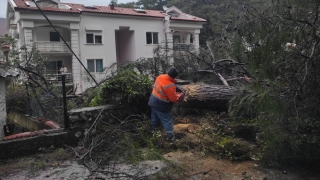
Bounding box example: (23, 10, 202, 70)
(6, 0, 206, 93)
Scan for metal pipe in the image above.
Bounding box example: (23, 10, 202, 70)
(3, 130, 47, 141)
(62, 75, 69, 130)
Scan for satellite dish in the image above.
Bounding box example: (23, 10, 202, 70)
(163, 6, 168, 11)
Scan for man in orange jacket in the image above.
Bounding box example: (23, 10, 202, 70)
(148, 68, 185, 142)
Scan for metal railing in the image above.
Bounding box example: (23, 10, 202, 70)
(173, 43, 194, 51)
(45, 73, 72, 83)
(34, 42, 71, 53)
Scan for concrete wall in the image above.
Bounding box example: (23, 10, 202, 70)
(0, 78, 6, 141)
(0, 131, 69, 159)
(79, 15, 164, 65)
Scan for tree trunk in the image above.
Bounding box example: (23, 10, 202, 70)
(177, 84, 238, 112)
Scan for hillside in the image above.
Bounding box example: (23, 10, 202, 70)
(0, 18, 8, 36)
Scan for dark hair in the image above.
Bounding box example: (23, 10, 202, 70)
(167, 68, 178, 78)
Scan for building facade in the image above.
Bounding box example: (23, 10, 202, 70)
(6, 0, 206, 93)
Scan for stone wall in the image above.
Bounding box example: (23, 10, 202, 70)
(68, 105, 114, 143)
(0, 130, 68, 159)
(0, 105, 114, 159)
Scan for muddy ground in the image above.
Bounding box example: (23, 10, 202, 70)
(0, 114, 319, 180)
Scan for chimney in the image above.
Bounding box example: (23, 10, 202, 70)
(110, 4, 115, 10)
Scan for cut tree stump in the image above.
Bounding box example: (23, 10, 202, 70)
(177, 84, 238, 112)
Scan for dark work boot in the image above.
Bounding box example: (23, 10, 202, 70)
(166, 135, 176, 142)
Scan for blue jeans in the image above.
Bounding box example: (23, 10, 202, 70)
(150, 107, 174, 139)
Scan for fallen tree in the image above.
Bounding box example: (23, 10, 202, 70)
(177, 84, 238, 112)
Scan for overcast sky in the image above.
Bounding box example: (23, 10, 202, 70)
(0, 0, 137, 18)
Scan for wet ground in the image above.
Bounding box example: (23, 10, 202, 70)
(0, 114, 319, 180)
(0, 149, 317, 180)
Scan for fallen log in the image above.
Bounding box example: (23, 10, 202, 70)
(177, 84, 238, 112)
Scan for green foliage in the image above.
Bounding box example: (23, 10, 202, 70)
(110, 0, 117, 5)
(215, 137, 250, 161)
(229, 0, 320, 166)
(167, 0, 270, 44)
(193, 122, 251, 161)
(85, 86, 105, 107)
(0, 34, 15, 46)
(102, 69, 152, 105)
(2, 34, 67, 122)
(5, 81, 29, 114)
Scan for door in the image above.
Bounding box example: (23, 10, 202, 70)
(46, 60, 62, 74)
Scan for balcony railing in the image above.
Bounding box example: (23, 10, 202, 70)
(34, 42, 71, 53)
(45, 73, 73, 83)
(173, 43, 194, 51)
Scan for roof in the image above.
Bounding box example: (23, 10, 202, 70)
(12, 0, 206, 22)
(0, 67, 20, 77)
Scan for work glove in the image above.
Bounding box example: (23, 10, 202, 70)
(177, 92, 185, 102)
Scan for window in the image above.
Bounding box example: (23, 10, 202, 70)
(86, 34, 94, 43)
(87, 59, 103, 72)
(146, 32, 159, 44)
(50, 32, 60, 42)
(86, 31, 102, 44)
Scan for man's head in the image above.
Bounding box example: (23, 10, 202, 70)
(167, 68, 178, 79)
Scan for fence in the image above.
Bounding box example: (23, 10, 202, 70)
(0, 76, 72, 159)
(0, 75, 73, 138)
(45, 73, 73, 84)
(173, 43, 194, 51)
(34, 41, 71, 53)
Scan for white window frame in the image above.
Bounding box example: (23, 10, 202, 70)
(87, 59, 104, 73)
(146, 31, 159, 45)
(85, 29, 103, 44)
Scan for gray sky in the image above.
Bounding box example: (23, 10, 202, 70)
(0, 0, 137, 18)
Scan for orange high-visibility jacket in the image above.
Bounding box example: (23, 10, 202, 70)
(148, 74, 180, 112)
(152, 74, 180, 103)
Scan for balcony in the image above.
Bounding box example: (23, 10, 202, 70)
(173, 43, 194, 51)
(34, 42, 71, 53)
(45, 73, 73, 84)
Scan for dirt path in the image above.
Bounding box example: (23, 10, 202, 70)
(164, 151, 299, 180)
